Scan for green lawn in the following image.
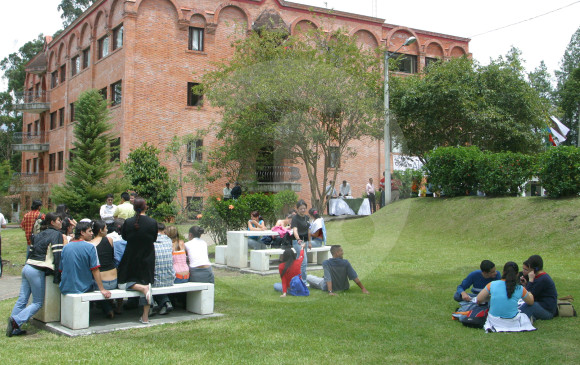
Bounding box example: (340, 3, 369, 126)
(1, 197, 579, 364)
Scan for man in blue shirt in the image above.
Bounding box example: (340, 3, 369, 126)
(454, 260, 501, 302)
(59, 222, 111, 299)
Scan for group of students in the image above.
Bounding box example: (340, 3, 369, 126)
(7, 194, 214, 337)
(455, 254, 558, 332)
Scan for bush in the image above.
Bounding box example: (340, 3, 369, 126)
(538, 146, 580, 197)
(393, 169, 423, 199)
(424, 147, 481, 197)
(272, 190, 298, 217)
(476, 152, 537, 196)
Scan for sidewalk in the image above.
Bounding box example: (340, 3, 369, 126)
(0, 274, 22, 301)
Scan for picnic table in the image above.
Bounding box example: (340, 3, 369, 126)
(329, 198, 371, 216)
(226, 230, 279, 268)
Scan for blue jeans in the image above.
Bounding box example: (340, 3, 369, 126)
(520, 303, 555, 320)
(311, 238, 323, 248)
(11, 264, 46, 328)
(292, 240, 307, 282)
(98, 278, 118, 314)
(273, 283, 283, 293)
(174, 277, 189, 284)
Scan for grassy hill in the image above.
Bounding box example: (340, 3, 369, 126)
(1, 197, 578, 364)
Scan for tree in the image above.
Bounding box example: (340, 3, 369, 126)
(124, 143, 178, 221)
(555, 26, 580, 89)
(555, 26, 580, 147)
(51, 89, 123, 218)
(390, 50, 546, 160)
(200, 29, 384, 210)
(528, 60, 554, 104)
(165, 132, 212, 221)
(58, 0, 94, 27)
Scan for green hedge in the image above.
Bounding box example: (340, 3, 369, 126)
(538, 146, 580, 197)
(476, 152, 537, 197)
(424, 147, 481, 197)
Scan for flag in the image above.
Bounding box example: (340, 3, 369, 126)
(549, 116, 569, 144)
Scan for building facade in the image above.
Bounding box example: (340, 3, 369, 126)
(13, 0, 470, 211)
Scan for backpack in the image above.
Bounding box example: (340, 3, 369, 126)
(32, 212, 43, 236)
(288, 275, 309, 296)
(454, 302, 489, 328)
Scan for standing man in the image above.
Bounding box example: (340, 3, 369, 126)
(0, 210, 6, 277)
(113, 192, 135, 219)
(366, 178, 376, 214)
(307, 245, 369, 295)
(231, 182, 242, 200)
(325, 180, 337, 215)
(100, 194, 117, 231)
(59, 222, 111, 299)
(339, 180, 351, 197)
(379, 172, 386, 208)
(391, 176, 402, 202)
(223, 182, 232, 200)
(20, 200, 44, 258)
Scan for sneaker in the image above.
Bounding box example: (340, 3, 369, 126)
(165, 302, 174, 313)
(6, 317, 17, 338)
(158, 306, 168, 315)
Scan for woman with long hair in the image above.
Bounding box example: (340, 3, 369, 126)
(7, 213, 66, 337)
(167, 226, 189, 283)
(476, 261, 535, 332)
(274, 242, 306, 297)
(117, 197, 157, 324)
(89, 220, 117, 318)
(56, 204, 76, 241)
(291, 200, 311, 283)
(247, 210, 267, 249)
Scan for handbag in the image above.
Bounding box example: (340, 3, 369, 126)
(558, 295, 577, 317)
(288, 275, 310, 296)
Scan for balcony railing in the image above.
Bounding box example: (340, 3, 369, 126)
(12, 132, 49, 152)
(256, 166, 301, 183)
(12, 90, 50, 113)
(25, 65, 48, 75)
(9, 172, 49, 193)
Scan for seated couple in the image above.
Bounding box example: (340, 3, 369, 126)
(274, 244, 368, 297)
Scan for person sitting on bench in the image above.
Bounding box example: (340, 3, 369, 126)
(454, 260, 501, 302)
(307, 245, 369, 295)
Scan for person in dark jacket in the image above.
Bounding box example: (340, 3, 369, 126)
(7, 213, 66, 337)
(520, 255, 558, 320)
(230, 182, 242, 200)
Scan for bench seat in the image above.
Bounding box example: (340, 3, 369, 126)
(60, 282, 214, 330)
(250, 246, 331, 272)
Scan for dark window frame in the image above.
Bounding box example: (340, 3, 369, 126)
(51, 70, 58, 88)
(50, 111, 57, 130)
(186, 139, 203, 163)
(113, 24, 124, 50)
(188, 27, 204, 51)
(391, 53, 418, 74)
(98, 36, 110, 59)
(71, 55, 80, 76)
(60, 64, 66, 83)
(49, 153, 56, 172)
(327, 146, 340, 168)
(82, 48, 90, 69)
(70, 102, 75, 123)
(187, 82, 203, 107)
(59, 107, 65, 127)
(57, 151, 64, 171)
(110, 137, 121, 162)
(111, 80, 122, 106)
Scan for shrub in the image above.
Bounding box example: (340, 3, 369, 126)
(272, 190, 298, 217)
(393, 169, 423, 199)
(538, 146, 580, 197)
(424, 147, 482, 197)
(477, 152, 537, 196)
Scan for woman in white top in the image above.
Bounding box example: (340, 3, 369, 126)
(308, 208, 326, 248)
(185, 226, 214, 284)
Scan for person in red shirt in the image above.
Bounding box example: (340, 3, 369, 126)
(274, 242, 306, 297)
(20, 200, 44, 257)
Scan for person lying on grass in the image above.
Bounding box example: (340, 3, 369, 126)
(307, 245, 369, 295)
(454, 259, 501, 302)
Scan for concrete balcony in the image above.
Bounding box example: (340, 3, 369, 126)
(12, 132, 49, 152)
(251, 166, 302, 193)
(12, 90, 50, 113)
(9, 172, 49, 193)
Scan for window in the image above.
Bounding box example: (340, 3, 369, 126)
(327, 146, 340, 168)
(186, 197, 203, 213)
(69, 148, 76, 163)
(49, 153, 56, 172)
(392, 53, 417, 74)
(58, 151, 64, 171)
(50, 111, 57, 130)
(26, 159, 31, 174)
(425, 57, 440, 70)
(187, 82, 203, 106)
(110, 137, 120, 162)
(187, 139, 203, 162)
(34, 120, 40, 135)
(98, 36, 109, 59)
(113, 24, 124, 50)
(71, 55, 80, 76)
(100, 86, 107, 101)
(82, 48, 90, 69)
(33, 158, 38, 173)
(60, 64, 66, 83)
(27, 123, 32, 135)
(188, 27, 204, 51)
(59, 107, 65, 127)
(70, 102, 75, 122)
(111, 80, 122, 106)
(51, 70, 58, 88)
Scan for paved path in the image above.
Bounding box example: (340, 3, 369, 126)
(0, 275, 22, 301)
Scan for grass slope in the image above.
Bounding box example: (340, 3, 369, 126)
(1, 197, 579, 364)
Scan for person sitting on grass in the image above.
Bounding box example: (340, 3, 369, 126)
(454, 260, 501, 302)
(273, 243, 306, 297)
(476, 261, 535, 332)
(59, 222, 112, 300)
(307, 245, 369, 295)
(520, 254, 558, 321)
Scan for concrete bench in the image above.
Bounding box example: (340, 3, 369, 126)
(250, 246, 331, 272)
(226, 230, 279, 268)
(215, 245, 227, 265)
(32, 276, 61, 323)
(60, 282, 214, 330)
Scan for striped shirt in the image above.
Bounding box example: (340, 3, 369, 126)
(153, 234, 175, 287)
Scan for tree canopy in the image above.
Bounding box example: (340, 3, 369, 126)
(199, 29, 384, 210)
(58, 0, 94, 27)
(390, 49, 547, 160)
(555, 25, 580, 146)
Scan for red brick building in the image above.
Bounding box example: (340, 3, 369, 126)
(13, 0, 469, 211)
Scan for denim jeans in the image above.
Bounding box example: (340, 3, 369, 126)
(292, 240, 307, 282)
(98, 278, 118, 314)
(306, 275, 328, 291)
(311, 238, 323, 248)
(520, 302, 555, 320)
(273, 283, 283, 293)
(11, 264, 46, 328)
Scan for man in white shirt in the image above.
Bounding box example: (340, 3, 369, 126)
(339, 180, 351, 197)
(0, 211, 7, 277)
(100, 194, 117, 230)
(223, 182, 232, 200)
(325, 180, 337, 215)
(365, 178, 376, 213)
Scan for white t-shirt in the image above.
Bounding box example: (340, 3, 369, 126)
(0, 213, 7, 233)
(185, 237, 211, 268)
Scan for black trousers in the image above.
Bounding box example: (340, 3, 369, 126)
(368, 193, 376, 213)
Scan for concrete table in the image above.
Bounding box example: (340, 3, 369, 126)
(226, 230, 279, 268)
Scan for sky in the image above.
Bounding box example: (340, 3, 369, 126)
(1, 0, 579, 90)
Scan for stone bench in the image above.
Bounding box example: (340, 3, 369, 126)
(215, 245, 227, 265)
(60, 282, 214, 330)
(226, 230, 279, 268)
(249, 246, 331, 272)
